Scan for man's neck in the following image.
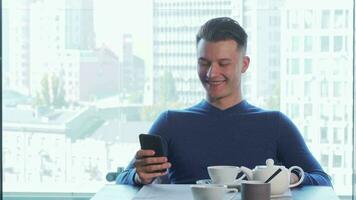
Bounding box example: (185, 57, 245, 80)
(207, 94, 243, 110)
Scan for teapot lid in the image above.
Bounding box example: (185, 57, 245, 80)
(256, 158, 279, 169)
(266, 158, 274, 167)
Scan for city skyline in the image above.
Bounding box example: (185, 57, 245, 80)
(2, 0, 354, 197)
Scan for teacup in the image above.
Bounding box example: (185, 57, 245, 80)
(241, 180, 271, 200)
(190, 184, 237, 200)
(208, 166, 246, 185)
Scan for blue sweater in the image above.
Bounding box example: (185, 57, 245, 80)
(116, 100, 332, 186)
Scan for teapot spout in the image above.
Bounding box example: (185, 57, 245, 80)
(240, 166, 253, 180)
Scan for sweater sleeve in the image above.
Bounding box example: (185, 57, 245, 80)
(115, 111, 170, 186)
(115, 159, 138, 185)
(276, 112, 332, 187)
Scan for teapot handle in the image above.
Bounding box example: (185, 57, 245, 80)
(288, 166, 304, 188)
(236, 173, 246, 181)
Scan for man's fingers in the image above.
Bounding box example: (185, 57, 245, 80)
(136, 163, 170, 184)
(141, 157, 167, 165)
(136, 149, 155, 159)
(134, 155, 168, 168)
(144, 162, 171, 172)
(136, 160, 171, 171)
(139, 170, 168, 181)
(134, 149, 170, 184)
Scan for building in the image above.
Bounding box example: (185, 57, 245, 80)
(90, 119, 151, 170)
(280, 0, 353, 194)
(79, 47, 120, 101)
(30, 0, 96, 102)
(64, 0, 95, 50)
(153, 0, 238, 105)
(4, 0, 97, 102)
(241, 0, 283, 108)
(2, 106, 106, 192)
(29, 0, 79, 102)
(119, 34, 146, 103)
(3, 1, 10, 88)
(5, 0, 31, 95)
(2, 105, 150, 192)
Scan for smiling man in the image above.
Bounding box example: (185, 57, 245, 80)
(116, 17, 332, 187)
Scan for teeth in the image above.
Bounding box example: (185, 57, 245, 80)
(208, 81, 224, 85)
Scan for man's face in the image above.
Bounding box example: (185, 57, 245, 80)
(197, 39, 249, 102)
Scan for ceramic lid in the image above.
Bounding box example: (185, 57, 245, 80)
(255, 158, 281, 170)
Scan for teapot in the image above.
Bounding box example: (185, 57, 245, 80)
(240, 158, 304, 195)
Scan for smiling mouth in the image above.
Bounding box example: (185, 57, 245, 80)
(206, 80, 226, 86)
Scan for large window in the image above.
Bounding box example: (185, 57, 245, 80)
(2, 0, 355, 199)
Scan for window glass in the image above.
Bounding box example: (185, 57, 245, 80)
(2, 0, 354, 198)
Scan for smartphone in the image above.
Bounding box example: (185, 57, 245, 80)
(139, 134, 165, 157)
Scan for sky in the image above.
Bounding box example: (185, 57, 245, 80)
(93, 0, 153, 68)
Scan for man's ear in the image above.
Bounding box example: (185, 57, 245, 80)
(241, 56, 250, 73)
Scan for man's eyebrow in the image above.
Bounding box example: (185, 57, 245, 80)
(218, 58, 232, 62)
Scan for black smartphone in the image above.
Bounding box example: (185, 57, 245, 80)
(139, 134, 165, 157)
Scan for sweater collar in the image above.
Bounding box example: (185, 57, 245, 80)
(199, 99, 249, 114)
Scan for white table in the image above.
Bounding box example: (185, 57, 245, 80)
(91, 184, 339, 200)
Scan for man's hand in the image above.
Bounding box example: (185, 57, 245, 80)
(290, 173, 299, 184)
(134, 149, 171, 184)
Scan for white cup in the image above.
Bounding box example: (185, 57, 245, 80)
(241, 180, 271, 200)
(191, 184, 237, 200)
(208, 166, 245, 184)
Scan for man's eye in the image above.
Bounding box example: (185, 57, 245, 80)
(220, 63, 230, 67)
(199, 62, 209, 67)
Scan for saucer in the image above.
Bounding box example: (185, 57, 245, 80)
(271, 189, 292, 199)
(196, 179, 241, 189)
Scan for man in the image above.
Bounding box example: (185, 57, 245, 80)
(116, 17, 332, 186)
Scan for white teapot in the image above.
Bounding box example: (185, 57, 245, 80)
(240, 158, 304, 195)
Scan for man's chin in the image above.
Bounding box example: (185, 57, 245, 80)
(207, 93, 225, 101)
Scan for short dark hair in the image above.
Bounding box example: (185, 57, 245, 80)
(196, 17, 248, 53)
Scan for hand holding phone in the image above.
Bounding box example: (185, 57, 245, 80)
(134, 134, 170, 184)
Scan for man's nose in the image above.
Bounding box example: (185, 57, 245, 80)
(207, 63, 220, 78)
